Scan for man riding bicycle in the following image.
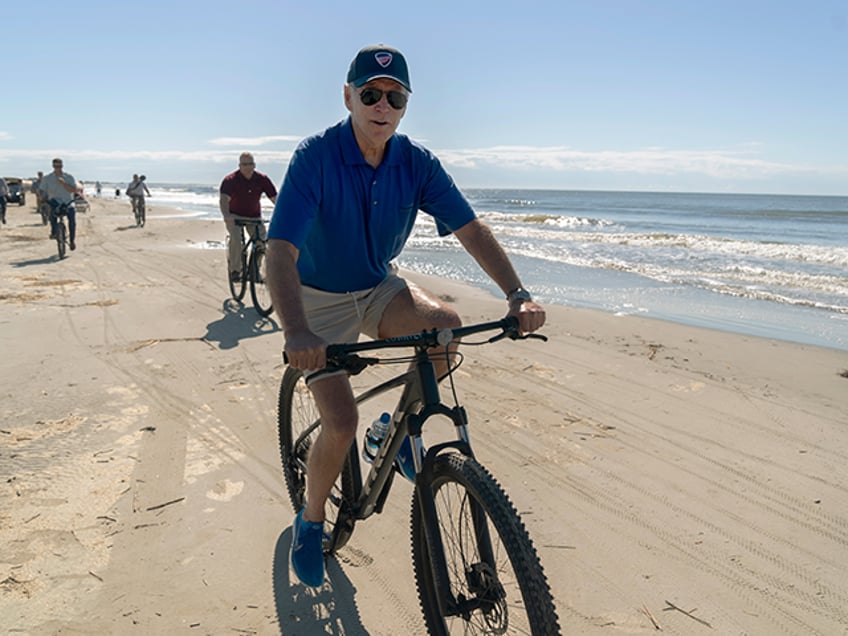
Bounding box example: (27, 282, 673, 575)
(265, 44, 545, 588)
(219, 152, 278, 282)
(41, 158, 80, 250)
(126, 174, 151, 217)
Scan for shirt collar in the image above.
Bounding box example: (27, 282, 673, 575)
(340, 117, 401, 167)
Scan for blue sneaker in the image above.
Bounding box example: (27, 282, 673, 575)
(291, 510, 325, 587)
(395, 435, 417, 482)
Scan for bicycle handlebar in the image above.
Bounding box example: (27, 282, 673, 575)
(49, 200, 74, 215)
(282, 316, 547, 371)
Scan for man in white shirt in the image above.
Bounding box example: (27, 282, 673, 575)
(41, 158, 80, 250)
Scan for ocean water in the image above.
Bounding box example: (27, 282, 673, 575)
(97, 183, 848, 352)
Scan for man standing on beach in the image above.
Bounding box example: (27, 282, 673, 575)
(41, 158, 80, 250)
(265, 44, 545, 588)
(219, 152, 277, 281)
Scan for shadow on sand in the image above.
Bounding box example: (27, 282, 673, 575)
(203, 299, 280, 350)
(272, 527, 370, 635)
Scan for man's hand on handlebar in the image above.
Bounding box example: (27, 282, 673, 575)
(283, 330, 329, 370)
(507, 300, 546, 335)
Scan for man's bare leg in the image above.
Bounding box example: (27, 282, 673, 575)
(302, 373, 357, 523)
(378, 280, 462, 377)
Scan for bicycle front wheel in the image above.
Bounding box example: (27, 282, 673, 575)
(226, 235, 247, 301)
(249, 246, 273, 317)
(277, 366, 358, 553)
(411, 453, 560, 635)
(56, 221, 67, 259)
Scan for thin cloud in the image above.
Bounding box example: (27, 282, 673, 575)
(207, 135, 301, 147)
(0, 131, 12, 141)
(0, 148, 294, 164)
(435, 145, 841, 180)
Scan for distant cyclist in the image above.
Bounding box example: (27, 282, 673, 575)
(41, 158, 80, 250)
(126, 174, 151, 216)
(219, 152, 277, 282)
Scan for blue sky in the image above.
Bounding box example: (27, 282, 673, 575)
(2, 0, 846, 195)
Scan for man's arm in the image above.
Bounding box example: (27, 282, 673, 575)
(218, 192, 230, 215)
(454, 218, 545, 333)
(219, 192, 236, 231)
(57, 175, 79, 195)
(266, 238, 328, 369)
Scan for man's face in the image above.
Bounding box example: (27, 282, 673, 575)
(52, 161, 63, 175)
(239, 156, 256, 179)
(344, 78, 408, 151)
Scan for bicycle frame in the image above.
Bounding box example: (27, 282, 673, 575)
(236, 220, 263, 270)
(296, 318, 533, 617)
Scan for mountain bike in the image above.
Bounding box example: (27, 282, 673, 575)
(278, 317, 561, 635)
(227, 218, 272, 317)
(49, 201, 74, 259)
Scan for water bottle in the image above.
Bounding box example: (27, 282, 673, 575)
(362, 412, 391, 463)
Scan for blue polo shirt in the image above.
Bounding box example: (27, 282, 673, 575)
(268, 118, 476, 293)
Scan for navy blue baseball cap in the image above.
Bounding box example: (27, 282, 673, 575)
(347, 45, 412, 92)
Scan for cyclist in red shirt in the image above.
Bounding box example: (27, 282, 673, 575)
(219, 152, 278, 281)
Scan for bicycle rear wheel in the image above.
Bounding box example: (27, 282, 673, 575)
(138, 198, 146, 227)
(227, 234, 247, 301)
(56, 220, 67, 259)
(411, 453, 560, 635)
(277, 366, 358, 553)
(249, 246, 273, 317)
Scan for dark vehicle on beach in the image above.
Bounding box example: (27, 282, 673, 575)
(5, 178, 26, 205)
(73, 193, 89, 213)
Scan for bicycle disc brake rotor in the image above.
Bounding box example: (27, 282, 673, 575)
(463, 562, 508, 632)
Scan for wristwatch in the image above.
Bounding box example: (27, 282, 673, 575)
(506, 287, 533, 304)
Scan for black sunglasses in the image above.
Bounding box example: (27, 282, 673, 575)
(359, 87, 408, 110)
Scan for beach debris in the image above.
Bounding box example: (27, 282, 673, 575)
(663, 599, 712, 628)
(641, 603, 662, 630)
(146, 496, 185, 512)
(127, 336, 214, 353)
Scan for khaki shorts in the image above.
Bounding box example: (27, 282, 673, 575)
(300, 269, 408, 382)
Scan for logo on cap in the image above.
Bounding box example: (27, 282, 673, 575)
(375, 52, 393, 68)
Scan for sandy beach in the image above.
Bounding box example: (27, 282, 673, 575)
(1, 195, 847, 635)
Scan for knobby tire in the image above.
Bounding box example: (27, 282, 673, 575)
(249, 246, 273, 317)
(411, 453, 560, 635)
(227, 234, 247, 301)
(277, 366, 357, 553)
(56, 221, 67, 259)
